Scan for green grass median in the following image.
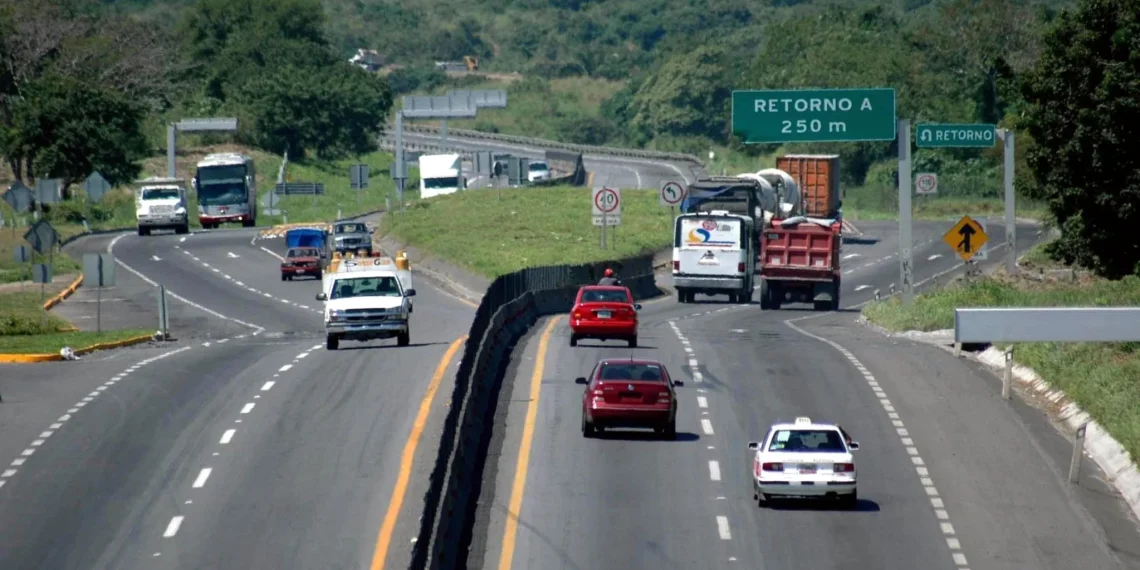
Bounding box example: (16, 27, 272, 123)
(381, 187, 673, 278)
(861, 243, 1140, 467)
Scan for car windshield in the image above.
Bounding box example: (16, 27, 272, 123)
(597, 362, 665, 382)
(529, 162, 548, 171)
(580, 289, 629, 303)
(330, 276, 402, 299)
(767, 429, 847, 453)
(142, 188, 180, 200)
(197, 182, 247, 206)
(287, 248, 318, 258)
(335, 224, 365, 234)
(423, 176, 459, 189)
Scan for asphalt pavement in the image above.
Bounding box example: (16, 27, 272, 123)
(472, 219, 1140, 570)
(0, 227, 475, 569)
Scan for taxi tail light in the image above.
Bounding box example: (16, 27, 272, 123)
(833, 463, 855, 473)
(737, 262, 745, 272)
(673, 260, 680, 271)
(762, 462, 783, 471)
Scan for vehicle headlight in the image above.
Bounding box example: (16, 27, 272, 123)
(175, 206, 186, 214)
(328, 310, 343, 321)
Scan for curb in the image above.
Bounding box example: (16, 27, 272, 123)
(43, 274, 83, 310)
(0, 334, 155, 364)
(856, 317, 1140, 530)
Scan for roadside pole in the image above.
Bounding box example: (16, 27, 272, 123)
(898, 119, 914, 305)
(1000, 129, 1017, 275)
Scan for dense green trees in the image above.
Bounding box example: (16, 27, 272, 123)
(1019, 0, 1140, 278)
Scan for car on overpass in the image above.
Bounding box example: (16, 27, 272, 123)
(577, 358, 682, 439)
(748, 417, 860, 508)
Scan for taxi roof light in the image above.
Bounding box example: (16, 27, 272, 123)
(794, 416, 812, 425)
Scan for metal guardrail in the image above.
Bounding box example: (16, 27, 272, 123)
(382, 123, 706, 166)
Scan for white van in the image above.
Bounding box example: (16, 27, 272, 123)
(418, 153, 467, 198)
(672, 210, 756, 304)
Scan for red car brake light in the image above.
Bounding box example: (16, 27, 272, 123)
(833, 463, 855, 473)
(673, 260, 680, 271)
(762, 462, 783, 471)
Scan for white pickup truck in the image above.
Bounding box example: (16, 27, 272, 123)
(315, 257, 416, 350)
(135, 177, 190, 236)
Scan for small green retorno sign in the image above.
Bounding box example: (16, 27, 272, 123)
(730, 88, 897, 143)
(915, 123, 997, 148)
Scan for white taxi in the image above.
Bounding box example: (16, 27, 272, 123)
(748, 417, 859, 508)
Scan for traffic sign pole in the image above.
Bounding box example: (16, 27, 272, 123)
(898, 119, 913, 305)
(1000, 129, 1017, 275)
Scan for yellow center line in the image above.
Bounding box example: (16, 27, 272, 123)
(497, 317, 559, 570)
(370, 334, 468, 570)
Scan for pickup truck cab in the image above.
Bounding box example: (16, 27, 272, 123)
(315, 257, 415, 350)
(135, 178, 190, 236)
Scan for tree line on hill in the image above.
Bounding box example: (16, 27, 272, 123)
(0, 0, 392, 191)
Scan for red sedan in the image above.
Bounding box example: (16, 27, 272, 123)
(577, 358, 682, 438)
(281, 247, 322, 281)
(569, 285, 641, 347)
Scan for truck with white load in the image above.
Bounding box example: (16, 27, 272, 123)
(418, 153, 466, 198)
(135, 177, 190, 236)
(672, 210, 756, 303)
(315, 256, 416, 350)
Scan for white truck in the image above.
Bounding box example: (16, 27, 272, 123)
(135, 177, 190, 236)
(672, 210, 756, 304)
(418, 153, 466, 198)
(315, 257, 416, 350)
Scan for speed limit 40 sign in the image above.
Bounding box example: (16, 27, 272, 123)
(592, 186, 621, 226)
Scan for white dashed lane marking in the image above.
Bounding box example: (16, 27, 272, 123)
(192, 468, 212, 488)
(220, 430, 235, 444)
(176, 246, 323, 315)
(708, 460, 722, 482)
(163, 516, 184, 538)
(240, 403, 255, 414)
(785, 316, 971, 569)
(701, 419, 715, 435)
(716, 516, 732, 540)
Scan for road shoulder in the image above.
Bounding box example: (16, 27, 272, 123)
(796, 311, 1140, 569)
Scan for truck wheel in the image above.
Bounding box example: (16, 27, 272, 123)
(281, 274, 287, 281)
(137, 227, 148, 236)
(743, 288, 754, 304)
(814, 300, 831, 311)
(175, 224, 189, 235)
(326, 335, 339, 350)
(677, 289, 686, 303)
(242, 218, 255, 228)
(397, 331, 410, 347)
(759, 280, 771, 310)
(832, 277, 842, 311)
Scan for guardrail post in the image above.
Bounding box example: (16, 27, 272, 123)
(1069, 422, 1088, 483)
(1002, 348, 1013, 400)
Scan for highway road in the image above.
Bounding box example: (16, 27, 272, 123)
(0, 226, 474, 569)
(472, 219, 1140, 570)
(395, 131, 699, 190)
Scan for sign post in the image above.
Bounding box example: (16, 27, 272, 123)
(592, 187, 621, 250)
(82, 253, 115, 333)
(899, 119, 913, 304)
(660, 181, 686, 217)
(999, 129, 1016, 275)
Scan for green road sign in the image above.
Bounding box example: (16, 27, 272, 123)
(915, 123, 997, 148)
(731, 88, 897, 143)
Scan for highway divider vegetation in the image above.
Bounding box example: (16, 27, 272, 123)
(381, 188, 672, 278)
(862, 242, 1140, 475)
(412, 254, 660, 568)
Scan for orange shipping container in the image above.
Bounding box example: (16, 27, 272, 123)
(776, 154, 841, 218)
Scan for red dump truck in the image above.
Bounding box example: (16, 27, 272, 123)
(757, 155, 843, 311)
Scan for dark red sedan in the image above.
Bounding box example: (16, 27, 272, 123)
(577, 358, 682, 439)
(569, 285, 641, 347)
(281, 247, 322, 281)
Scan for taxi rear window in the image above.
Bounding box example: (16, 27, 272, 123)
(768, 429, 846, 453)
